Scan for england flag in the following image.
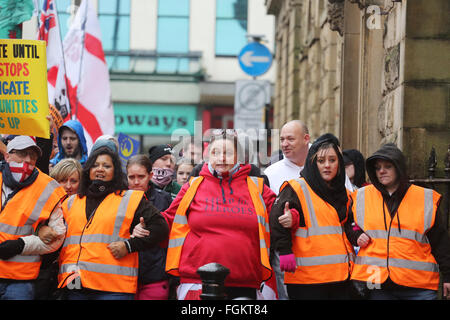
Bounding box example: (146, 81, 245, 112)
(62, 0, 115, 150)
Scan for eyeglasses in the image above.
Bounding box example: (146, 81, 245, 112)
(209, 129, 238, 143)
(10, 149, 39, 161)
(211, 129, 237, 136)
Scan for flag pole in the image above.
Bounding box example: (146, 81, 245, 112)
(74, 0, 89, 120)
(53, 0, 73, 119)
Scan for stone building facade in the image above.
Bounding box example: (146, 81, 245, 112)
(266, 0, 449, 179)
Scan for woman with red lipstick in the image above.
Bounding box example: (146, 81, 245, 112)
(269, 133, 355, 299)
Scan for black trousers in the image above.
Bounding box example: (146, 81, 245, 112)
(286, 281, 351, 300)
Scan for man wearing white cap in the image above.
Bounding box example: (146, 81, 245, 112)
(0, 136, 67, 300)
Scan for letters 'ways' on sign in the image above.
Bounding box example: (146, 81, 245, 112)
(238, 42, 272, 77)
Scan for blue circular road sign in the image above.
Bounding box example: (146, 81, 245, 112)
(238, 42, 273, 77)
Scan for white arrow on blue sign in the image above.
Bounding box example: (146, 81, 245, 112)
(238, 42, 273, 77)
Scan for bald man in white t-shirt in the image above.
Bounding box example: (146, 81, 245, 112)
(264, 120, 310, 299)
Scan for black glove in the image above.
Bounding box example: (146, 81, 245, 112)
(0, 238, 25, 260)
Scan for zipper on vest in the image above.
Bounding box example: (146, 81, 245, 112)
(75, 209, 97, 266)
(340, 225, 352, 277)
(386, 209, 395, 276)
(383, 199, 399, 277)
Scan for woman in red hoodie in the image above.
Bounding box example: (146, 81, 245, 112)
(164, 131, 276, 300)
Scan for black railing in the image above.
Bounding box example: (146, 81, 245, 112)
(409, 145, 450, 232)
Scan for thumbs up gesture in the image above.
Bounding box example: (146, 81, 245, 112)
(131, 217, 150, 238)
(278, 202, 293, 228)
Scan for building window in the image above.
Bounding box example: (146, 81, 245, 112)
(98, 0, 130, 70)
(216, 0, 247, 56)
(156, 0, 190, 73)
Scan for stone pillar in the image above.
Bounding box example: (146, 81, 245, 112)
(402, 0, 450, 178)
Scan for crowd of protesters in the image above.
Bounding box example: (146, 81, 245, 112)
(0, 114, 449, 301)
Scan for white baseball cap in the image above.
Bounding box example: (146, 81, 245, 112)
(6, 136, 42, 157)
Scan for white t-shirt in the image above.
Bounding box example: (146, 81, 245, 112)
(264, 158, 303, 195)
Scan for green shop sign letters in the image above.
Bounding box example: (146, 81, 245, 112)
(114, 104, 196, 135)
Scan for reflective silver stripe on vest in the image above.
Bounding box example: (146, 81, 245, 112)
(293, 178, 343, 238)
(168, 237, 185, 248)
(0, 223, 33, 236)
(112, 190, 134, 239)
(63, 234, 128, 247)
(4, 254, 40, 263)
(257, 215, 270, 234)
(423, 188, 434, 231)
(295, 225, 343, 238)
(0, 179, 60, 236)
(63, 191, 137, 248)
(67, 194, 76, 211)
(173, 214, 188, 225)
(366, 229, 429, 244)
(355, 256, 438, 273)
(355, 187, 366, 228)
(355, 255, 387, 268)
(296, 254, 349, 267)
(60, 261, 138, 277)
(294, 178, 318, 227)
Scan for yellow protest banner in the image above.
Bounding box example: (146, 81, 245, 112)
(0, 39, 49, 138)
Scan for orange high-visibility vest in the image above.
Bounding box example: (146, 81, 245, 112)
(351, 184, 441, 290)
(165, 176, 272, 281)
(58, 190, 144, 294)
(0, 170, 66, 280)
(280, 178, 354, 285)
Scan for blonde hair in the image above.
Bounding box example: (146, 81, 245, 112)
(50, 158, 82, 182)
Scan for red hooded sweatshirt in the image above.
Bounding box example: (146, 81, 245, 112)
(162, 163, 276, 288)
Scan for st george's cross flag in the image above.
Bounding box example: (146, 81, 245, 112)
(61, 0, 115, 150)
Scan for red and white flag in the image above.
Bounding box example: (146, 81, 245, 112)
(37, 0, 70, 120)
(63, 0, 115, 149)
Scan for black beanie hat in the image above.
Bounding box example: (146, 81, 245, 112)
(148, 144, 173, 163)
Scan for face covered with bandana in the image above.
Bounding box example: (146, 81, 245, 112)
(6, 148, 39, 182)
(151, 167, 174, 187)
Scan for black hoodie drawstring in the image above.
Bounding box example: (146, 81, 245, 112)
(218, 177, 226, 203)
(382, 199, 388, 231)
(382, 198, 401, 233)
(228, 175, 234, 195)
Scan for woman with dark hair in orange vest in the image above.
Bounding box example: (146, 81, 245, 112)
(164, 131, 276, 300)
(57, 146, 169, 300)
(349, 143, 450, 300)
(270, 133, 355, 300)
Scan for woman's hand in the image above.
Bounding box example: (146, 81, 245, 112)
(279, 202, 293, 228)
(443, 283, 450, 299)
(38, 225, 58, 245)
(357, 233, 371, 248)
(131, 217, 150, 238)
(108, 241, 128, 259)
(279, 253, 297, 273)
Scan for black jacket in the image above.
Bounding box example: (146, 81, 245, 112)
(137, 187, 173, 284)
